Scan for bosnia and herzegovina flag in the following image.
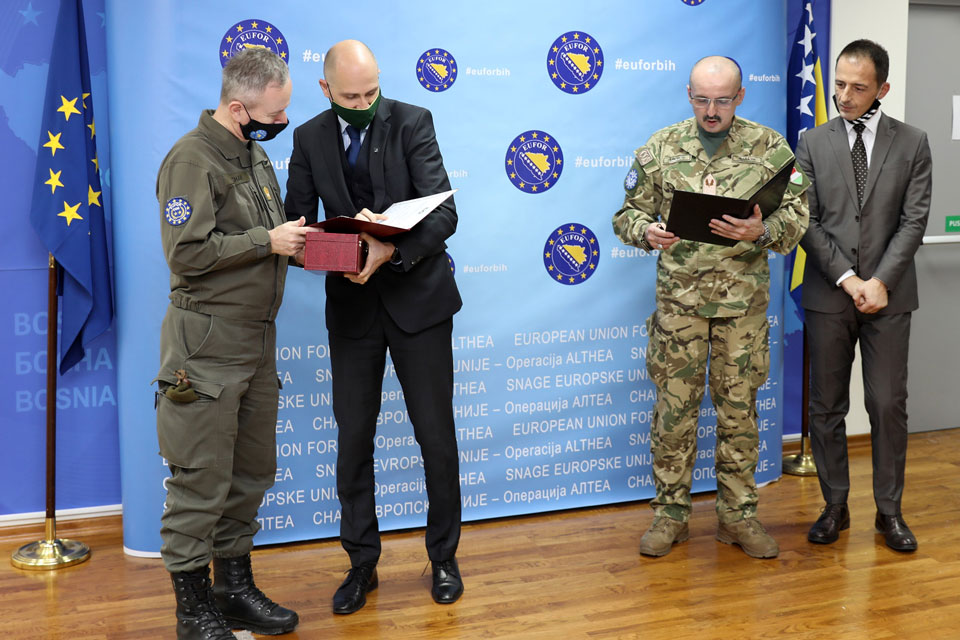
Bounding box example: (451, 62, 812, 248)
(786, 0, 830, 319)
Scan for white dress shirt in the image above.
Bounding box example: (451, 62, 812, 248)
(836, 109, 882, 286)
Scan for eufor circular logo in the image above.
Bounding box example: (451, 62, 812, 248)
(219, 20, 289, 67)
(505, 130, 563, 194)
(547, 31, 603, 94)
(165, 197, 192, 226)
(417, 48, 458, 92)
(543, 224, 599, 285)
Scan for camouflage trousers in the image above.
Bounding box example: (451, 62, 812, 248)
(645, 310, 769, 524)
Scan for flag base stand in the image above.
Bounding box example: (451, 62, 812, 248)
(783, 435, 818, 477)
(11, 518, 90, 570)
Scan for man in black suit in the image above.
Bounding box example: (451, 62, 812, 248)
(284, 40, 463, 612)
(796, 40, 931, 552)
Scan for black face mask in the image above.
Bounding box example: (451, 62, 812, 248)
(239, 104, 288, 141)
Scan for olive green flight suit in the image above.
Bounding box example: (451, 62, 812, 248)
(155, 110, 288, 572)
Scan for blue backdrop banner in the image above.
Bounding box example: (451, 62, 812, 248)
(105, 0, 790, 554)
(1, 0, 119, 519)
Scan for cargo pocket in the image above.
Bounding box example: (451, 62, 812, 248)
(748, 320, 771, 390)
(645, 311, 668, 389)
(155, 377, 225, 469)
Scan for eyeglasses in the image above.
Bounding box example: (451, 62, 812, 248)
(689, 94, 739, 108)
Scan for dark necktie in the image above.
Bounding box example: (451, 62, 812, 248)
(345, 125, 362, 169)
(852, 122, 867, 208)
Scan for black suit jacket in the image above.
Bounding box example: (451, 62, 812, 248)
(285, 98, 462, 337)
(796, 114, 932, 314)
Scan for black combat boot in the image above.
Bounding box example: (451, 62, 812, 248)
(213, 553, 299, 635)
(170, 567, 235, 640)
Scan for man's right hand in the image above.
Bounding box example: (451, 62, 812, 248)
(645, 222, 679, 251)
(354, 208, 388, 223)
(840, 274, 866, 306)
(269, 217, 310, 256)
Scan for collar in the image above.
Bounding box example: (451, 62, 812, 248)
(843, 108, 883, 135)
(337, 115, 369, 136)
(198, 109, 251, 164)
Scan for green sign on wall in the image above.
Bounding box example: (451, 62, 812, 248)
(947, 217, 960, 233)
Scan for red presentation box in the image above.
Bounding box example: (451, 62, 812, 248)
(303, 232, 365, 274)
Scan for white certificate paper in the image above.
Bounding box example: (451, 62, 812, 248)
(378, 189, 457, 230)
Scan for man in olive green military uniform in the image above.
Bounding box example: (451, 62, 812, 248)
(613, 56, 809, 559)
(155, 48, 308, 639)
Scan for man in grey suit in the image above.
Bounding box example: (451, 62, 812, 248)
(796, 40, 931, 551)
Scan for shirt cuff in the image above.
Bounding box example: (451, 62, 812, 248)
(836, 269, 856, 287)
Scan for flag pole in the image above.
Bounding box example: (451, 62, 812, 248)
(784, 326, 818, 476)
(11, 254, 90, 570)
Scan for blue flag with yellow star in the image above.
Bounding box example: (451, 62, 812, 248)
(29, 0, 112, 374)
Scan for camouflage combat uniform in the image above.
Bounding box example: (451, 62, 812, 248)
(612, 117, 809, 524)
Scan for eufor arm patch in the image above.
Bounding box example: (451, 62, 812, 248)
(164, 197, 192, 226)
(623, 162, 643, 195)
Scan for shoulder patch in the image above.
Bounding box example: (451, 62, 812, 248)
(636, 147, 655, 167)
(624, 166, 640, 191)
(635, 147, 659, 175)
(767, 144, 795, 171)
(165, 197, 192, 226)
(787, 165, 811, 195)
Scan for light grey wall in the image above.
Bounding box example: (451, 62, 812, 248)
(905, 2, 960, 431)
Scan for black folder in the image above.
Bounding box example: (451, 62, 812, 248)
(665, 161, 794, 247)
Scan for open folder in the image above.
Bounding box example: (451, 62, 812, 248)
(310, 189, 457, 237)
(665, 162, 794, 247)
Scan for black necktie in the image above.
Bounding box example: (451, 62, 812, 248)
(852, 122, 867, 208)
(345, 125, 362, 169)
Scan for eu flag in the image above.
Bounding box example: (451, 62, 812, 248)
(785, 0, 829, 319)
(29, 0, 113, 374)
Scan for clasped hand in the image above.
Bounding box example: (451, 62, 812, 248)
(841, 275, 888, 314)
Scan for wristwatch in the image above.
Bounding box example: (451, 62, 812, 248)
(754, 222, 771, 247)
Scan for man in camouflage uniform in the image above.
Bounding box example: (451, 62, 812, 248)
(612, 56, 809, 559)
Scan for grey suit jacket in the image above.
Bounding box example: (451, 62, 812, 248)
(795, 113, 932, 314)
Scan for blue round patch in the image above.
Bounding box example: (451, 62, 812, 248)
(681, 0, 706, 5)
(446, 251, 455, 275)
(624, 168, 639, 191)
(165, 197, 192, 226)
(417, 48, 458, 92)
(543, 223, 600, 285)
(505, 130, 563, 194)
(547, 31, 604, 95)
(219, 19, 289, 67)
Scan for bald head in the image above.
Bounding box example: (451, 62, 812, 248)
(319, 39, 381, 109)
(687, 56, 745, 133)
(689, 56, 742, 91)
(323, 40, 378, 84)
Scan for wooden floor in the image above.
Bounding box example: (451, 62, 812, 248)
(3, 429, 960, 640)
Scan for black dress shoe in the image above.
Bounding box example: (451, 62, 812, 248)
(332, 563, 378, 614)
(431, 558, 463, 604)
(875, 513, 918, 552)
(808, 503, 850, 544)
